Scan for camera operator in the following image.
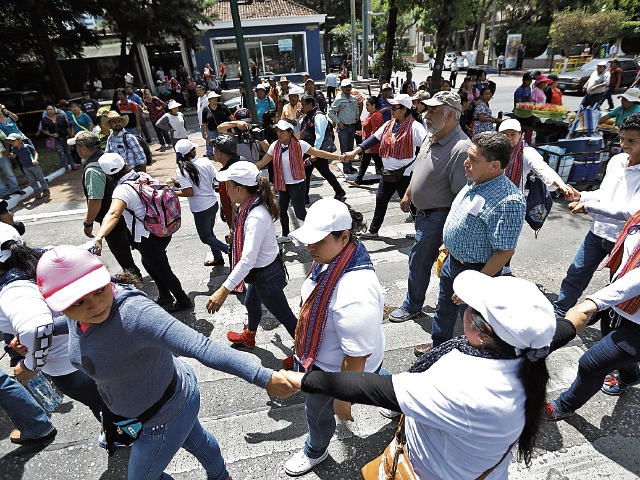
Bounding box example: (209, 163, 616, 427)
(211, 134, 248, 229)
(296, 94, 346, 203)
(216, 108, 262, 163)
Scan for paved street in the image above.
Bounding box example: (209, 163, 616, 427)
(1, 73, 639, 479)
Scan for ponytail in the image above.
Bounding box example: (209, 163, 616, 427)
(244, 177, 279, 221)
(176, 152, 200, 188)
(331, 208, 367, 241)
(0, 242, 43, 279)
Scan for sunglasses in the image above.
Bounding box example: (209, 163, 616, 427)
(391, 105, 405, 111)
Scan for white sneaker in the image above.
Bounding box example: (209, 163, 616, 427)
(277, 235, 292, 244)
(379, 407, 401, 419)
(284, 448, 329, 476)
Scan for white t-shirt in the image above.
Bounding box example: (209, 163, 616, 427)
(372, 121, 427, 175)
(0, 280, 76, 376)
(393, 350, 525, 480)
(299, 268, 385, 372)
(267, 140, 312, 184)
(581, 153, 640, 242)
(223, 204, 279, 291)
(175, 157, 218, 213)
(112, 171, 154, 242)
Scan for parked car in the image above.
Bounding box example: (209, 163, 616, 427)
(442, 52, 468, 71)
(556, 58, 639, 92)
(0, 88, 47, 135)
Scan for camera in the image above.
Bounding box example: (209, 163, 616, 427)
(209, 126, 266, 147)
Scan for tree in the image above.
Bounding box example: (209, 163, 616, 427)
(0, 0, 102, 99)
(330, 22, 362, 53)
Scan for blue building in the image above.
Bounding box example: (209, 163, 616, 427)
(196, 0, 326, 84)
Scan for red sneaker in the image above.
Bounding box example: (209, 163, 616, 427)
(227, 326, 256, 348)
(282, 355, 294, 369)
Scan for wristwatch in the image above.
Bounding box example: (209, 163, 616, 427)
(83, 221, 93, 228)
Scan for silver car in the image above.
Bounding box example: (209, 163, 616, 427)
(556, 58, 639, 92)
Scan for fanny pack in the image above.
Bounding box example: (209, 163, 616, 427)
(100, 368, 178, 456)
(381, 160, 415, 182)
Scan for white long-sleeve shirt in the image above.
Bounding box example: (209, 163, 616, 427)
(514, 147, 564, 193)
(581, 153, 640, 242)
(223, 204, 279, 291)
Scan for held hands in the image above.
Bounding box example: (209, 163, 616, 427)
(334, 399, 354, 421)
(564, 185, 581, 201)
(265, 370, 300, 398)
(206, 286, 230, 314)
(451, 293, 464, 306)
(13, 362, 37, 385)
(568, 201, 586, 214)
(93, 238, 103, 256)
(565, 299, 599, 333)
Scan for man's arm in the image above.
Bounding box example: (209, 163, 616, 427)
(616, 69, 622, 89)
(84, 199, 102, 237)
(480, 249, 515, 276)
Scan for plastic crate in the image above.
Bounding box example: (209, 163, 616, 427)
(568, 155, 601, 183)
(557, 137, 603, 163)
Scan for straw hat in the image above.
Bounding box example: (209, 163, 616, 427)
(100, 110, 129, 130)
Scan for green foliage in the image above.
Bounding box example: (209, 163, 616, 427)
(495, 26, 550, 58)
(620, 21, 640, 38)
(550, 8, 625, 56)
(330, 22, 362, 52)
(370, 49, 412, 76)
(290, 0, 358, 26)
(424, 46, 436, 57)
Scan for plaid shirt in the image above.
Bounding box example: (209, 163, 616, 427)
(106, 130, 146, 168)
(443, 173, 525, 264)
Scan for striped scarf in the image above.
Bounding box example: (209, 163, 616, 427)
(603, 210, 640, 315)
(230, 194, 261, 293)
(506, 138, 525, 187)
(272, 136, 305, 191)
(294, 240, 373, 370)
(378, 116, 415, 160)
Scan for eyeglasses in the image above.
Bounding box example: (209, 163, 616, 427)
(391, 105, 404, 111)
(628, 225, 640, 235)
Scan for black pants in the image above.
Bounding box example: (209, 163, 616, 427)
(326, 86, 336, 103)
(105, 217, 142, 278)
(356, 152, 383, 183)
(449, 71, 458, 88)
(370, 175, 411, 233)
(304, 158, 345, 202)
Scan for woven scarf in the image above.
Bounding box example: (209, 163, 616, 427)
(295, 240, 373, 370)
(603, 210, 640, 314)
(409, 336, 517, 373)
(272, 136, 305, 191)
(230, 194, 261, 293)
(378, 116, 414, 160)
(505, 138, 525, 187)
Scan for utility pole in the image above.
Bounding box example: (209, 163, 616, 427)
(229, 0, 257, 120)
(350, 0, 357, 80)
(362, 0, 369, 79)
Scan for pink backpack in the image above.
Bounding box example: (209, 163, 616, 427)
(124, 176, 181, 237)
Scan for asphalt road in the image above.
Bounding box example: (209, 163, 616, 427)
(1, 72, 639, 480)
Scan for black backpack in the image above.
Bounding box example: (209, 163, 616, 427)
(123, 132, 153, 166)
(525, 175, 553, 237)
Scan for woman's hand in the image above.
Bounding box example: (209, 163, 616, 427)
(14, 362, 37, 385)
(265, 370, 300, 397)
(93, 237, 104, 256)
(566, 299, 599, 333)
(8, 335, 28, 356)
(334, 399, 354, 421)
(53, 133, 59, 138)
(568, 202, 586, 214)
(564, 186, 581, 202)
(281, 370, 304, 389)
(206, 286, 230, 314)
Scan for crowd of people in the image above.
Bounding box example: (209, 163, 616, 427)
(1, 60, 640, 480)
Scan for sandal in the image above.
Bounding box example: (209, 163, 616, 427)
(347, 180, 362, 187)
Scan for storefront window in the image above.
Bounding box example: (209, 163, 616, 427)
(213, 33, 306, 78)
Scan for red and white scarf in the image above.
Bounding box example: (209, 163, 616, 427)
(272, 136, 305, 191)
(603, 211, 640, 315)
(505, 138, 526, 187)
(378, 116, 414, 160)
(230, 194, 261, 293)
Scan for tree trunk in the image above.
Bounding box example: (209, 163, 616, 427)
(431, 3, 455, 95)
(383, 0, 398, 82)
(112, 32, 130, 109)
(30, 13, 71, 99)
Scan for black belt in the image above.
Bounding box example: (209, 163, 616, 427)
(450, 255, 485, 269)
(418, 207, 450, 214)
(116, 367, 178, 426)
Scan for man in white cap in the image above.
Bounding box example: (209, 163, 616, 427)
(581, 61, 610, 108)
(389, 91, 471, 323)
(201, 90, 233, 158)
(599, 88, 640, 129)
(328, 78, 359, 173)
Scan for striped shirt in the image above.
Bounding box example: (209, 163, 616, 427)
(443, 173, 525, 263)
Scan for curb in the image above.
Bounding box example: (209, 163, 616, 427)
(7, 167, 68, 210)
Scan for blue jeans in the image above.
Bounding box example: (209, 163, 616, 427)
(278, 182, 307, 236)
(304, 363, 384, 459)
(556, 317, 640, 413)
(128, 363, 229, 480)
(153, 124, 171, 147)
(245, 258, 298, 338)
(402, 209, 449, 313)
(431, 255, 498, 346)
(554, 230, 615, 317)
(55, 137, 76, 170)
(580, 92, 605, 109)
(51, 370, 106, 422)
(370, 176, 411, 233)
(23, 165, 49, 193)
(135, 234, 190, 304)
(0, 156, 20, 195)
(193, 204, 229, 261)
(0, 369, 54, 439)
(206, 129, 218, 156)
(337, 123, 355, 169)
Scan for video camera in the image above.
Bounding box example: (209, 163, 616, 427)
(209, 125, 266, 147)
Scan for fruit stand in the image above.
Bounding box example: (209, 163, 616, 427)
(508, 103, 573, 143)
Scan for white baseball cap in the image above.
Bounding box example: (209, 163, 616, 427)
(453, 270, 556, 352)
(290, 198, 352, 244)
(166, 99, 182, 109)
(0, 222, 23, 263)
(389, 94, 412, 110)
(175, 139, 198, 156)
(498, 118, 522, 133)
(340, 78, 353, 87)
(98, 152, 126, 175)
(275, 119, 296, 131)
(215, 161, 261, 186)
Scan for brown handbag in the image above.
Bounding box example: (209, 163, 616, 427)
(361, 415, 518, 480)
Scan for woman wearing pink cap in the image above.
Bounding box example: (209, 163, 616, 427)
(36, 244, 296, 480)
(531, 75, 552, 105)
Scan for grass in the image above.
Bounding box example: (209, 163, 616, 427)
(1, 149, 68, 190)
